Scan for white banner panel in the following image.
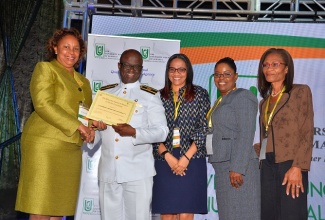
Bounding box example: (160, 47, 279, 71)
(85, 34, 180, 92)
(75, 34, 180, 219)
(75, 15, 325, 220)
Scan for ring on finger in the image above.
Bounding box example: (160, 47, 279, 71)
(297, 185, 301, 188)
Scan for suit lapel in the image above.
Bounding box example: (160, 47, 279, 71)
(260, 92, 290, 126)
(50, 59, 80, 87)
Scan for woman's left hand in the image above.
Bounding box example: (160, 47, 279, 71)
(172, 156, 189, 176)
(78, 124, 94, 143)
(282, 166, 304, 199)
(229, 171, 243, 189)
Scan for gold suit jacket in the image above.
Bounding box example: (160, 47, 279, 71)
(23, 59, 92, 146)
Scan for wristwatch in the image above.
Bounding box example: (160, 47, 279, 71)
(161, 150, 169, 159)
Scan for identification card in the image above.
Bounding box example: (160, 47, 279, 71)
(259, 138, 268, 160)
(78, 103, 89, 126)
(173, 128, 180, 148)
(206, 133, 213, 155)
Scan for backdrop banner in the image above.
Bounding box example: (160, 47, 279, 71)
(75, 16, 325, 220)
(75, 34, 180, 219)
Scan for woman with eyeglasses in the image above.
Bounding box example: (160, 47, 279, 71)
(256, 48, 314, 220)
(152, 53, 210, 220)
(208, 57, 260, 220)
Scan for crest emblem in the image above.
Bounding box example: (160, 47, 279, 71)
(95, 44, 105, 57)
(92, 80, 103, 93)
(83, 198, 94, 213)
(86, 157, 95, 173)
(141, 47, 150, 60)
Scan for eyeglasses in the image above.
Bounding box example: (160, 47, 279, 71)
(168, 67, 186, 74)
(214, 72, 233, 78)
(262, 62, 286, 69)
(120, 63, 143, 72)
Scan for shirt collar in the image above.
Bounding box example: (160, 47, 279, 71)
(120, 81, 140, 89)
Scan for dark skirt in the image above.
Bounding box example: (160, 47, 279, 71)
(152, 148, 207, 214)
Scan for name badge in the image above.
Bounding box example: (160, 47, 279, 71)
(206, 133, 213, 155)
(259, 138, 267, 161)
(173, 128, 180, 148)
(78, 103, 89, 126)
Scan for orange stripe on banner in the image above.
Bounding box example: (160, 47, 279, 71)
(180, 46, 325, 64)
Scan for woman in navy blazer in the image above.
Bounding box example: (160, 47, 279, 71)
(208, 57, 260, 220)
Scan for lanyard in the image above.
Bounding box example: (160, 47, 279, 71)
(264, 87, 286, 133)
(207, 96, 222, 128)
(173, 89, 185, 120)
(206, 87, 236, 128)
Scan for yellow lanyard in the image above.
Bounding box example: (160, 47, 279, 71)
(206, 87, 236, 128)
(264, 87, 286, 133)
(207, 96, 222, 128)
(173, 90, 185, 120)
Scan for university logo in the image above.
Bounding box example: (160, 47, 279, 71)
(95, 44, 105, 57)
(83, 198, 94, 213)
(141, 47, 150, 60)
(92, 80, 103, 93)
(86, 157, 95, 173)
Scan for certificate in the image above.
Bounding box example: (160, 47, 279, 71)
(86, 90, 136, 125)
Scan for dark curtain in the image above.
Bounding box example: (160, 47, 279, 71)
(0, 0, 64, 218)
(0, 0, 43, 187)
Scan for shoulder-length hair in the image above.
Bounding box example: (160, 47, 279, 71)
(257, 48, 294, 99)
(46, 27, 86, 68)
(161, 53, 195, 102)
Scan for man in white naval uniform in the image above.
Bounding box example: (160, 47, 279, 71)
(94, 49, 168, 220)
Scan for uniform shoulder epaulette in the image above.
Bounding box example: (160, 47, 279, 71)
(100, 83, 118, 91)
(140, 85, 158, 95)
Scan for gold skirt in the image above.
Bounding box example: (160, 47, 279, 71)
(15, 134, 82, 216)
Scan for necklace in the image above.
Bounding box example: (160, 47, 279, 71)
(271, 90, 281, 97)
(271, 88, 283, 97)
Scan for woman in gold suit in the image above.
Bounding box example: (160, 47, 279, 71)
(15, 28, 95, 220)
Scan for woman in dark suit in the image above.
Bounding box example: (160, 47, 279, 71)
(256, 48, 314, 220)
(15, 28, 95, 220)
(208, 57, 260, 220)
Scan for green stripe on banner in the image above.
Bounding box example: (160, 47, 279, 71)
(122, 33, 325, 48)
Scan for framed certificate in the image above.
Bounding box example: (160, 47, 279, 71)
(86, 91, 136, 125)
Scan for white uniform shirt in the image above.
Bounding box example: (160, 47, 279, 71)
(94, 81, 168, 183)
